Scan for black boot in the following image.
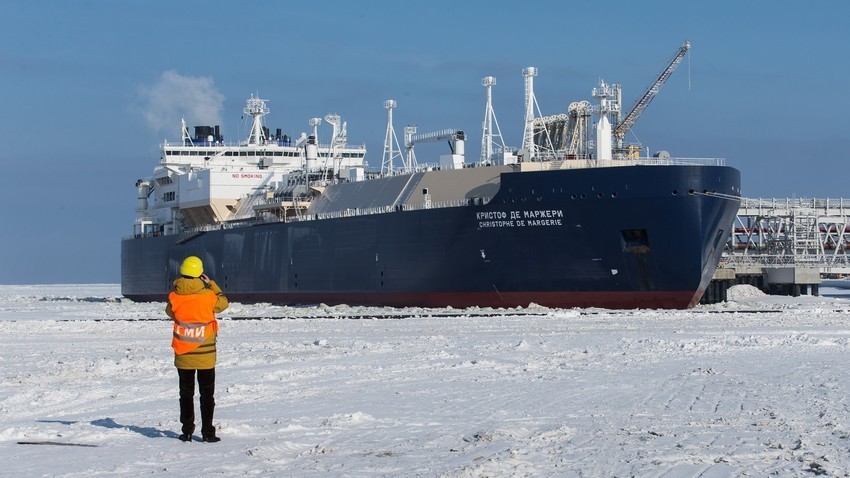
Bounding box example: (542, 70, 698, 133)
(178, 403, 194, 441)
(178, 369, 197, 441)
(198, 368, 218, 442)
(200, 399, 218, 441)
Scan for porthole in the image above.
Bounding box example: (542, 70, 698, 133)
(672, 190, 679, 196)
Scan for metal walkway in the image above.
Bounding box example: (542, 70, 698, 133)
(722, 197, 850, 274)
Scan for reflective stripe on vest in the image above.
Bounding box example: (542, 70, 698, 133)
(173, 318, 208, 344)
(169, 290, 219, 355)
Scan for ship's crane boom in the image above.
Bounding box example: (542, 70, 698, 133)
(613, 40, 690, 146)
(404, 128, 465, 171)
(407, 128, 461, 148)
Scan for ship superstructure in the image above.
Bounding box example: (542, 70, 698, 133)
(135, 95, 366, 236)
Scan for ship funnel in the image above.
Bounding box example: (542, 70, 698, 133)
(135, 180, 150, 214)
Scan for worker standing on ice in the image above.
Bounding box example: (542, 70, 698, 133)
(166, 256, 229, 443)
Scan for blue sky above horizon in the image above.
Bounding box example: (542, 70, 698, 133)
(1, 0, 848, 284)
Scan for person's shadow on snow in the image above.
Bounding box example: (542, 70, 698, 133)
(90, 418, 179, 439)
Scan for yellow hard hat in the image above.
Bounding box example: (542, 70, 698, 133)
(180, 256, 203, 278)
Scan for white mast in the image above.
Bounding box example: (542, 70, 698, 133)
(308, 117, 323, 173)
(404, 125, 417, 171)
(480, 76, 507, 164)
(244, 95, 269, 146)
(521, 67, 539, 160)
(324, 113, 346, 179)
(180, 118, 193, 146)
(381, 99, 404, 175)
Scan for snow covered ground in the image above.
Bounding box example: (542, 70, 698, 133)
(1, 284, 850, 477)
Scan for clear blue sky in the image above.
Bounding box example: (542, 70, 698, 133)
(1, 0, 848, 284)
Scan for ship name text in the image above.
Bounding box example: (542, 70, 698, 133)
(476, 209, 564, 228)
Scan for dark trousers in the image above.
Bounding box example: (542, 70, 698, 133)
(178, 368, 216, 437)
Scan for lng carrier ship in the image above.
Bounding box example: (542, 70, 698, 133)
(122, 42, 742, 309)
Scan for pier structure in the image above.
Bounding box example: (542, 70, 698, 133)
(704, 197, 850, 303)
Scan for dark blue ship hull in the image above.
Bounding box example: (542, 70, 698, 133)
(122, 164, 741, 309)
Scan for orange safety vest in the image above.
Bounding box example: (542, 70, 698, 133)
(169, 290, 219, 355)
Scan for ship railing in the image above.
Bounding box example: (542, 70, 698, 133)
(133, 195, 491, 237)
(738, 197, 850, 215)
(516, 153, 724, 167)
(293, 197, 493, 222)
(379, 162, 443, 175)
(547, 157, 726, 169)
(721, 254, 847, 267)
(629, 157, 725, 167)
(381, 156, 725, 174)
(162, 139, 367, 150)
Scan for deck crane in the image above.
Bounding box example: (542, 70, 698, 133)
(613, 40, 691, 150)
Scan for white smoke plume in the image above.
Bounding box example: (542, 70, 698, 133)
(138, 70, 225, 134)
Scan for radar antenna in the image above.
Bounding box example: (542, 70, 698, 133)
(244, 95, 270, 146)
